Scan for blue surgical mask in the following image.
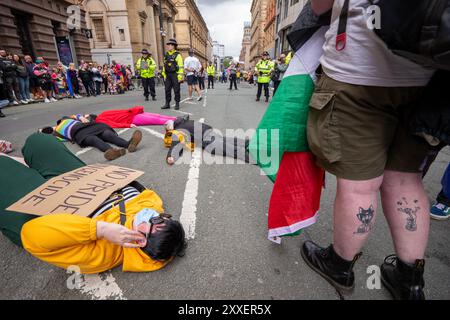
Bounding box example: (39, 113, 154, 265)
(133, 208, 160, 229)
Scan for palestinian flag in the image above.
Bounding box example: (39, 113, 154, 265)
(249, 27, 327, 243)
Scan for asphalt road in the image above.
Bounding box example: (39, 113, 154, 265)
(0, 81, 449, 300)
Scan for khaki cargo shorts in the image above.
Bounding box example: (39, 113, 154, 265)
(307, 72, 432, 181)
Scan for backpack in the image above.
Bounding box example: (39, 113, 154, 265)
(164, 52, 180, 73)
(338, 0, 450, 70)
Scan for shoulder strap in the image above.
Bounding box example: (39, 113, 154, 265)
(336, 0, 350, 51)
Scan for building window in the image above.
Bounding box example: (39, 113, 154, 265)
(141, 22, 145, 43)
(92, 18, 106, 42)
(283, 0, 289, 19)
(12, 10, 35, 59)
(119, 28, 126, 41)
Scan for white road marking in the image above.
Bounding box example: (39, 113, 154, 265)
(79, 273, 126, 300)
(184, 101, 197, 105)
(179, 118, 204, 240)
(172, 110, 193, 116)
(140, 127, 165, 139)
(75, 129, 129, 157)
(203, 96, 207, 108)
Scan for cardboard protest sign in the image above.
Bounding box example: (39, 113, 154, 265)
(7, 164, 144, 217)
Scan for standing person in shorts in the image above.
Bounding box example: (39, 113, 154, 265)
(33, 57, 56, 103)
(184, 48, 203, 102)
(301, 0, 436, 300)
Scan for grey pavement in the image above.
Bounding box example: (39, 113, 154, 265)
(0, 82, 449, 300)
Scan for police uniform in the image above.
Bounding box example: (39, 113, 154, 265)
(255, 53, 275, 102)
(207, 64, 215, 89)
(162, 39, 184, 109)
(135, 50, 157, 101)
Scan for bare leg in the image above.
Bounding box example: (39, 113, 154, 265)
(188, 85, 193, 99)
(333, 176, 384, 260)
(380, 170, 430, 263)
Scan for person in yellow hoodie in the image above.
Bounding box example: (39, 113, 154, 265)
(161, 38, 184, 110)
(0, 133, 186, 274)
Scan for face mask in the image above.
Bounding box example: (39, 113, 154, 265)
(36, 60, 43, 64)
(133, 208, 161, 229)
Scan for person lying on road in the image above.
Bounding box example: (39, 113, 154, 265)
(40, 114, 142, 161)
(0, 133, 186, 274)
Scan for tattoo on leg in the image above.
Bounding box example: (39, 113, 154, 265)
(354, 205, 375, 235)
(397, 197, 420, 232)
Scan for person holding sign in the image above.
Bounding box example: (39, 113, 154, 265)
(0, 133, 186, 274)
(41, 114, 143, 161)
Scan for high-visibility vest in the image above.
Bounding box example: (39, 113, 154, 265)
(162, 50, 184, 81)
(135, 57, 156, 78)
(207, 65, 215, 76)
(255, 59, 274, 84)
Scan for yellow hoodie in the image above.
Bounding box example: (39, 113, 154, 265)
(21, 189, 170, 274)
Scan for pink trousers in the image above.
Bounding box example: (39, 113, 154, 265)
(132, 113, 177, 126)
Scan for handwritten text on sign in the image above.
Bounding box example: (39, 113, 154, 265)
(7, 164, 144, 216)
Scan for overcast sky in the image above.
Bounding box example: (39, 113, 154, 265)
(197, 0, 252, 59)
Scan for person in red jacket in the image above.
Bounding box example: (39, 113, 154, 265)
(90, 106, 180, 128)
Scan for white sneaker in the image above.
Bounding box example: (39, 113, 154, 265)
(13, 101, 19, 105)
(44, 98, 50, 103)
(76, 95, 82, 99)
(28, 98, 35, 102)
(50, 97, 57, 102)
(20, 100, 28, 104)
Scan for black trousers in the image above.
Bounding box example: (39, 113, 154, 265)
(165, 73, 180, 103)
(95, 81, 102, 96)
(82, 130, 129, 152)
(273, 80, 281, 96)
(257, 83, 269, 99)
(208, 75, 214, 88)
(229, 74, 238, 90)
(142, 77, 156, 98)
(198, 77, 205, 90)
(82, 80, 95, 96)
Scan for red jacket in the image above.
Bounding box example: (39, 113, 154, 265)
(95, 106, 144, 128)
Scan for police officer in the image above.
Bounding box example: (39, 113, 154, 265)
(255, 51, 274, 102)
(135, 49, 157, 101)
(207, 61, 215, 89)
(161, 39, 184, 110)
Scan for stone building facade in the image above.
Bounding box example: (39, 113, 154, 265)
(173, 0, 210, 66)
(263, 0, 277, 57)
(250, 0, 268, 66)
(83, 0, 177, 68)
(0, 0, 91, 66)
(275, 0, 306, 56)
(239, 21, 251, 70)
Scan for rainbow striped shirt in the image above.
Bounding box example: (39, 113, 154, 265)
(55, 115, 83, 141)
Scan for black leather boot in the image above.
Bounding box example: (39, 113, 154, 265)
(174, 102, 180, 110)
(380, 255, 425, 300)
(301, 241, 362, 292)
(161, 103, 170, 110)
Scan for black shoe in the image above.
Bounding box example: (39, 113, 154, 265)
(380, 255, 425, 300)
(174, 103, 180, 110)
(255, 98, 260, 102)
(265, 98, 269, 102)
(161, 104, 170, 110)
(152, 96, 156, 101)
(0, 111, 5, 118)
(145, 96, 149, 101)
(301, 241, 362, 293)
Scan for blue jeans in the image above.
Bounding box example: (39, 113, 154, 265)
(0, 99, 9, 109)
(437, 164, 450, 206)
(18, 77, 31, 100)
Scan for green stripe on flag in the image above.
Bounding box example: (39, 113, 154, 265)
(249, 74, 314, 182)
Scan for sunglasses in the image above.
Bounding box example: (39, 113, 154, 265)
(140, 213, 173, 239)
